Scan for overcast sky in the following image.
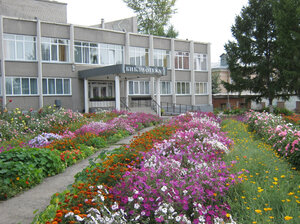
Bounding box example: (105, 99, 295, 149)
(59, 0, 249, 63)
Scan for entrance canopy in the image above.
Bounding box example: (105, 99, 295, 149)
(78, 64, 167, 80)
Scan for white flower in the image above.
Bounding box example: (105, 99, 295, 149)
(161, 185, 168, 192)
(75, 215, 84, 221)
(169, 206, 175, 213)
(183, 190, 188, 195)
(97, 185, 103, 189)
(64, 212, 74, 218)
(141, 211, 146, 216)
(134, 203, 140, 209)
(111, 202, 119, 210)
(175, 216, 181, 222)
(138, 196, 144, 201)
(134, 189, 139, 194)
(128, 196, 134, 202)
(162, 208, 168, 214)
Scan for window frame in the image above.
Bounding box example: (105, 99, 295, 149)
(74, 41, 99, 64)
(3, 34, 37, 61)
(194, 53, 208, 71)
(153, 49, 170, 68)
(5, 77, 38, 96)
(160, 81, 172, 95)
(129, 47, 149, 66)
(41, 37, 70, 63)
(100, 43, 124, 65)
(42, 78, 72, 96)
(128, 80, 150, 95)
(176, 81, 191, 95)
(195, 82, 208, 95)
(175, 51, 190, 70)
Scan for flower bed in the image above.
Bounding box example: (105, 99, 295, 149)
(35, 112, 239, 224)
(0, 110, 161, 200)
(244, 111, 300, 169)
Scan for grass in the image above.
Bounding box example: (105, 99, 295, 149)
(222, 119, 300, 224)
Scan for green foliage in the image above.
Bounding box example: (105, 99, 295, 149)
(0, 148, 65, 200)
(222, 119, 300, 223)
(274, 0, 300, 97)
(224, 0, 295, 106)
(259, 106, 293, 116)
(123, 0, 178, 37)
(212, 72, 221, 94)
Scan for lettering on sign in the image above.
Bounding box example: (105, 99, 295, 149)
(124, 65, 166, 76)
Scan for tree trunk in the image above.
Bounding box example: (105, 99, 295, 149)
(268, 98, 274, 113)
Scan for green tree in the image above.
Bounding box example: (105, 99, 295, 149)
(212, 72, 221, 94)
(274, 0, 300, 96)
(123, 0, 178, 37)
(224, 0, 290, 110)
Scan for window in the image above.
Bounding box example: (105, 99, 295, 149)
(5, 77, 38, 95)
(160, 81, 172, 95)
(100, 44, 123, 65)
(176, 82, 190, 95)
(42, 78, 71, 95)
(3, 34, 36, 61)
(75, 41, 99, 64)
(175, 52, 189, 70)
(128, 80, 150, 95)
(42, 37, 69, 62)
(129, 47, 149, 66)
(154, 49, 170, 68)
(195, 82, 208, 95)
(194, 54, 207, 71)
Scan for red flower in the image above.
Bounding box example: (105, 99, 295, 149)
(9, 99, 12, 103)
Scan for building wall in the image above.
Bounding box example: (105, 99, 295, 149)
(0, 15, 212, 112)
(0, 0, 67, 23)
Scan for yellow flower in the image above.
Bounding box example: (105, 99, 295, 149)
(16, 177, 20, 181)
(272, 182, 278, 185)
(246, 207, 250, 210)
(226, 214, 231, 218)
(287, 192, 294, 196)
(253, 222, 257, 224)
(284, 216, 293, 221)
(241, 196, 246, 199)
(264, 208, 272, 211)
(255, 209, 262, 214)
(281, 175, 285, 178)
(282, 200, 286, 202)
(273, 177, 278, 181)
(286, 199, 291, 202)
(269, 216, 274, 219)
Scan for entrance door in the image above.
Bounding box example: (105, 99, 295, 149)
(90, 82, 113, 98)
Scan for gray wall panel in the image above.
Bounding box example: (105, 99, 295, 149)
(194, 43, 208, 54)
(42, 64, 73, 78)
(7, 96, 39, 110)
(153, 38, 171, 50)
(175, 71, 191, 81)
(174, 40, 189, 51)
(130, 34, 149, 48)
(5, 62, 38, 76)
(195, 95, 209, 105)
(195, 73, 208, 82)
(41, 23, 70, 39)
(176, 96, 191, 105)
(3, 18, 36, 35)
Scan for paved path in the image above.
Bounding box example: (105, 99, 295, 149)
(0, 125, 158, 224)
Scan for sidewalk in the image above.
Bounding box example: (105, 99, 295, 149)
(0, 125, 158, 224)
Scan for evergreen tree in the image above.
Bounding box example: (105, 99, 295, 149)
(212, 72, 221, 94)
(274, 0, 300, 96)
(123, 0, 178, 37)
(224, 0, 289, 109)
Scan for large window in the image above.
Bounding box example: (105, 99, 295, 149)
(176, 82, 190, 95)
(160, 81, 172, 95)
(42, 37, 69, 62)
(195, 82, 208, 94)
(175, 52, 189, 70)
(3, 34, 36, 61)
(75, 41, 99, 64)
(128, 80, 150, 95)
(194, 54, 207, 71)
(154, 49, 170, 68)
(42, 78, 71, 95)
(5, 77, 38, 95)
(100, 44, 123, 65)
(129, 47, 149, 66)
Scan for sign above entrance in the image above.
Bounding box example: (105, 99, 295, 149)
(79, 64, 167, 79)
(123, 65, 167, 76)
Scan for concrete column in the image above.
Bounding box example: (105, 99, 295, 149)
(0, 16, 6, 109)
(125, 79, 129, 107)
(115, 75, 120, 110)
(70, 24, 75, 64)
(149, 35, 154, 66)
(125, 32, 130, 64)
(207, 43, 212, 105)
(171, 38, 176, 104)
(156, 76, 161, 116)
(84, 78, 89, 113)
(36, 19, 43, 109)
(190, 41, 195, 106)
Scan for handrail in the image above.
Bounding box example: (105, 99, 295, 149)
(150, 97, 162, 113)
(161, 102, 201, 115)
(120, 97, 131, 111)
